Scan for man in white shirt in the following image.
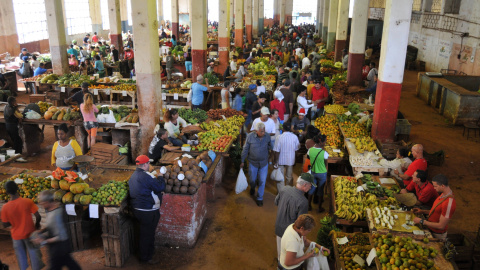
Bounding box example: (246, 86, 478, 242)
(301, 55, 311, 70)
(274, 122, 300, 188)
(251, 107, 276, 137)
(366, 62, 378, 88)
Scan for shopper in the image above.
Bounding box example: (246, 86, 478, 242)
(124, 46, 135, 71)
(1, 181, 44, 270)
(191, 75, 211, 110)
(184, 48, 192, 78)
(274, 173, 313, 262)
(19, 56, 32, 80)
(51, 123, 83, 170)
(279, 80, 294, 122)
(93, 55, 105, 78)
(64, 82, 91, 106)
(80, 93, 99, 149)
(232, 87, 245, 111)
(163, 108, 189, 146)
(30, 55, 40, 71)
(241, 121, 273, 207)
(311, 79, 329, 118)
(296, 85, 314, 117)
(366, 62, 378, 88)
(110, 45, 119, 62)
(251, 93, 267, 120)
(274, 122, 300, 188)
(306, 134, 328, 212)
(291, 108, 310, 137)
(148, 128, 180, 164)
(67, 45, 79, 60)
(129, 155, 166, 264)
(166, 51, 175, 80)
(270, 90, 286, 122)
(4, 96, 26, 161)
(220, 81, 232, 109)
(36, 190, 81, 270)
(244, 84, 258, 126)
(250, 107, 276, 137)
(256, 80, 266, 96)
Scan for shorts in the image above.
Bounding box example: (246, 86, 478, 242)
(185, 61, 192, 71)
(83, 121, 99, 130)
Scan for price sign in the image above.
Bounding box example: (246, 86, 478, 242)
(356, 186, 365, 193)
(65, 204, 76, 216)
(336, 236, 348, 245)
(94, 89, 99, 95)
(333, 149, 341, 153)
(162, 93, 166, 100)
(61, 87, 65, 93)
(367, 248, 376, 266)
(353, 255, 365, 267)
(174, 93, 179, 100)
(89, 204, 99, 218)
(122, 91, 127, 96)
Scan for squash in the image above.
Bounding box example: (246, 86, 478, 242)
(44, 111, 54, 120)
(52, 110, 61, 120)
(57, 109, 65, 121)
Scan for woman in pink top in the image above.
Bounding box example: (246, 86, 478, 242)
(80, 93, 99, 148)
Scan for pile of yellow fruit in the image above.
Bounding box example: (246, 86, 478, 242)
(350, 137, 378, 153)
(340, 121, 369, 138)
(324, 104, 347, 114)
(199, 115, 244, 137)
(314, 115, 343, 149)
(112, 84, 136, 92)
(37, 101, 52, 114)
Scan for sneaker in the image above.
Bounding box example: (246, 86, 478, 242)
(16, 157, 28, 163)
(256, 200, 263, 207)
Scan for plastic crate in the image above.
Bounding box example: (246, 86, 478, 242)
(395, 119, 411, 135)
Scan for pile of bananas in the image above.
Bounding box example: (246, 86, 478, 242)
(324, 146, 345, 158)
(350, 137, 377, 153)
(334, 176, 398, 222)
(324, 104, 347, 114)
(37, 101, 52, 114)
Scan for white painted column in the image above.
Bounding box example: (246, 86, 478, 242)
(326, 0, 338, 51)
(279, 0, 286, 27)
(245, 0, 252, 44)
(230, 0, 234, 27)
(219, 0, 230, 73)
(89, 0, 103, 35)
(0, 0, 20, 56)
(45, 0, 69, 74)
(131, 0, 162, 156)
(316, 0, 323, 35)
(273, 0, 279, 24)
(234, 0, 244, 48)
(322, 0, 329, 40)
(347, 0, 368, 86)
(108, 0, 123, 55)
(258, 0, 264, 35)
(171, 0, 179, 38)
(372, 0, 414, 142)
(252, 0, 259, 38)
(334, 0, 349, 61)
(157, 0, 163, 24)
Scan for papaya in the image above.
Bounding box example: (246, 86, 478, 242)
(51, 179, 59, 189)
(66, 171, 78, 179)
(73, 194, 83, 204)
(84, 187, 96, 195)
(132, 115, 139, 123)
(79, 195, 92, 205)
(52, 110, 61, 120)
(62, 192, 74, 204)
(126, 115, 133, 123)
(57, 109, 65, 121)
(44, 111, 54, 120)
(54, 190, 66, 201)
(59, 180, 72, 191)
(64, 176, 76, 183)
(70, 183, 86, 194)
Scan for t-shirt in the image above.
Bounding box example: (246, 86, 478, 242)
(280, 224, 305, 269)
(245, 91, 257, 111)
(307, 147, 329, 173)
(406, 181, 439, 207)
(311, 86, 329, 108)
(404, 158, 428, 186)
(80, 103, 99, 122)
(1, 197, 38, 240)
(52, 139, 83, 168)
(71, 90, 90, 105)
(274, 186, 308, 237)
(280, 87, 294, 114)
(191, 83, 208, 105)
(251, 102, 262, 120)
(250, 118, 276, 134)
(148, 136, 168, 163)
(256, 85, 266, 95)
(233, 95, 243, 111)
(33, 67, 47, 76)
(427, 194, 456, 234)
(95, 60, 104, 71)
(45, 207, 69, 241)
(92, 35, 99, 43)
(291, 116, 310, 131)
(270, 99, 286, 121)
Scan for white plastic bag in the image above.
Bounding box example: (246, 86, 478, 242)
(25, 110, 41, 119)
(270, 167, 284, 182)
(235, 169, 248, 194)
(97, 107, 116, 123)
(305, 242, 329, 270)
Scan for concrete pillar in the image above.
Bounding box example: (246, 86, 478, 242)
(108, 0, 124, 55)
(0, 0, 20, 56)
(279, 0, 286, 27)
(316, 0, 323, 35)
(252, 0, 259, 38)
(120, 0, 128, 32)
(45, 0, 69, 75)
(322, 0, 329, 40)
(89, 0, 103, 35)
(245, 0, 252, 44)
(188, 0, 193, 31)
(326, 0, 338, 51)
(273, 0, 279, 24)
(258, 0, 264, 35)
(191, 0, 207, 80)
(347, 0, 368, 86)
(372, 0, 413, 142)
(157, 0, 164, 25)
(171, 0, 179, 39)
(229, 0, 234, 27)
(131, 0, 162, 156)
(334, 0, 349, 62)
(219, 0, 230, 75)
(234, 0, 244, 48)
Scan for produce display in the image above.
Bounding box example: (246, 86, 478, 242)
(37, 101, 53, 114)
(0, 174, 51, 203)
(333, 231, 374, 270)
(50, 168, 96, 205)
(314, 115, 343, 149)
(39, 74, 60, 84)
(206, 108, 246, 120)
(164, 80, 183, 89)
(350, 137, 378, 153)
(57, 73, 94, 87)
(195, 116, 244, 152)
(38, 54, 51, 63)
(362, 174, 400, 198)
(163, 153, 213, 194)
(195, 134, 234, 152)
(333, 176, 398, 222)
(340, 121, 369, 138)
(89, 84, 111, 89)
(371, 233, 439, 270)
(350, 155, 375, 166)
(316, 216, 341, 252)
(43, 106, 81, 121)
(169, 45, 184, 57)
(178, 108, 208, 124)
(324, 104, 347, 114)
(373, 207, 398, 230)
(203, 72, 219, 85)
(22, 74, 46, 82)
(96, 76, 121, 83)
(247, 57, 277, 75)
(168, 88, 189, 94)
(112, 84, 137, 92)
(91, 180, 128, 206)
(180, 80, 193, 89)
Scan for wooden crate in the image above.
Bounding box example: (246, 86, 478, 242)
(29, 94, 46, 103)
(91, 143, 119, 164)
(448, 233, 475, 265)
(101, 213, 130, 236)
(66, 214, 85, 252)
(102, 218, 135, 267)
(375, 140, 407, 160)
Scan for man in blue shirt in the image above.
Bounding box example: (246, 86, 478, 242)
(33, 63, 48, 76)
(191, 75, 211, 110)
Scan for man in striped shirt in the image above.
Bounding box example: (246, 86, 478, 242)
(273, 122, 300, 191)
(413, 174, 456, 240)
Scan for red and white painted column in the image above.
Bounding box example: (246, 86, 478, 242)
(258, 0, 264, 35)
(334, 0, 349, 62)
(131, 0, 163, 156)
(171, 0, 179, 39)
(191, 0, 207, 80)
(245, 0, 252, 44)
(347, 0, 368, 86)
(44, 0, 69, 74)
(218, 0, 230, 74)
(273, 0, 280, 24)
(234, 0, 244, 48)
(326, 0, 338, 51)
(108, 0, 123, 56)
(372, 0, 414, 142)
(252, 0, 259, 38)
(0, 0, 20, 56)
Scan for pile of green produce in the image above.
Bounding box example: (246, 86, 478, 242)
(178, 108, 207, 124)
(57, 73, 95, 87)
(39, 74, 59, 84)
(331, 71, 347, 84)
(248, 57, 277, 75)
(38, 54, 51, 63)
(204, 72, 219, 85)
(0, 174, 51, 203)
(348, 103, 361, 114)
(95, 105, 132, 122)
(91, 180, 129, 206)
(170, 45, 184, 57)
(316, 215, 341, 252)
(361, 174, 400, 198)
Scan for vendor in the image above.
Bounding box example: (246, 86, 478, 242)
(33, 63, 48, 76)
(51, 123, 83, 170)
(379, 148, 412, 179)
(93, 55, 105, 78)
(220, 81, 232, 109)
(291, 108, 310, 136)
(234, 62, 248, 82)
(413, 174, 456, 240)
(0, 72, 11, 91)
(18, 48, 32, 60)
(4, 97, 27, 162)
(148, 128, 180, 164)
(163, 108, 189, 146)
(399, 170, 438, 208)
(393, 144, 427, 187)
(64, 82, 91, 105)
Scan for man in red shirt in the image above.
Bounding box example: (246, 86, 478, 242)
(393, 144, 427, 187)
(270, 90, 286, 122)
(1, 181, 44, 270)
(124, 46, 135, 72)
(400, 170, 438, 208)
(91, 32, 99, 43)
(413, 174, 455, 240)
(311, 79, 329, 118)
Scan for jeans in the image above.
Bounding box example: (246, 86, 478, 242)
(134, 209, 160, 262)
(185, 61, 192, 71)
(169, 136, 187, 146)
(308, 172, 327, 195)
(12, 238, 44, 270)
(248, 163, 269, 201)
(246, 109, 253, 126)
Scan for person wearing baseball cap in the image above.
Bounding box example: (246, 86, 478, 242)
(251, 106, 276, 137)
(128, 155, 166, 264)
(18, 48, 32, 60)
(291, 108, 310, 138)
